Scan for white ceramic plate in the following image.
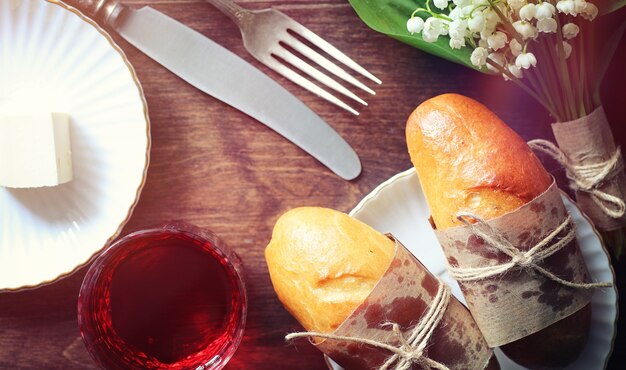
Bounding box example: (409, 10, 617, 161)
(0, 0, 150, 291)
(327, 169, 617, 369)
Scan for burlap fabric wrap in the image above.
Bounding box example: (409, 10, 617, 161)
(433, 180, 596, 347)
(291, 236, 493, 370)
(549, 106, 626, 230)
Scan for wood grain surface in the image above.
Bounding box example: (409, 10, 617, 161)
(1, 0, 625, 369)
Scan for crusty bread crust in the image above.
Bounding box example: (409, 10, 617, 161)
(406, 93, 552, 229)
(265, 207, 395, 334)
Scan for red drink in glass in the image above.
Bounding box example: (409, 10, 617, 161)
(78, 223, 247, 370)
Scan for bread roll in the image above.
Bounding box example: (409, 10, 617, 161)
(266, 206, 500, 370)
(265, 207, 395, 334)
(406, 93, 590, 369)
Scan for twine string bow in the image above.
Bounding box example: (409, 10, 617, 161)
(448, 212, 611, 289)
(528, 139, 626, 219)
(286, 283, 452, 370)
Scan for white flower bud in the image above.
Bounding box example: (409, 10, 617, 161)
(508, 0, 526, 11)
(562, 23, 580, 39)
(480, 26, 495, 41)
(581, 2, 598, 20)
(519, 3, 537, 20)
(450, 37, 466, 49)
(483, 9, 500, 26)
(516, 52, 537, 69)
(449, 19, 468, 41)
(557, 0, 576, 15)
(453, 0, 471, 7)
(510, 39, 523, 56)
(487, 52, 505, 73)
(537, 18, 557, 33)
(535, 2, 557, 19)
(462, 5, 474, 16)
(422, 18, 443, 43)
(468, 13, 485, 33)
(434, 0, 449, 10)
(488, 31, 508, 51)
(471, 47, 489, 67)
(449, 7, 463, 20)
(406, 17, 425, 34)
(574, 0, 587, 13)
(508, 64, 524, 78)
(513, 20, 537, 39)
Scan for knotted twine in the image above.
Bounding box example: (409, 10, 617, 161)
(286, 282, 452, 370)
(528, 139, 626, 219)
(448, 212, 611, 289)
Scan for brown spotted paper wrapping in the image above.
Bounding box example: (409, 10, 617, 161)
(552, 106, 626, 231)
(317, 236, 493, 370)
(434, 180, 593, 347)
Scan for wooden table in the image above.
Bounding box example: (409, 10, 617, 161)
(1, 0, 625, 368)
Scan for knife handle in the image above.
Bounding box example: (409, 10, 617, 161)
(72, 0, 124, 26)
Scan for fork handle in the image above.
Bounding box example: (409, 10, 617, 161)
(205, 0, 251, 26)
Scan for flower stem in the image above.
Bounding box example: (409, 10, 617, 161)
(536, 39, 566, 121)
(554, 13, 578, 121)
(486, 58, 558, 118)
(487, 0, 524, 46)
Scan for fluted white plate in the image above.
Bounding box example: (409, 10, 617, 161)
(0, 0, 150, 291)
(327, 169, 617, 369)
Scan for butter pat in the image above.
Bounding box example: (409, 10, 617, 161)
(0, 113, 73, 188)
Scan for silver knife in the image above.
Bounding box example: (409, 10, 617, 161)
(74, 0, 361, 180)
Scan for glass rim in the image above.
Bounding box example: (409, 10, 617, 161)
(77, 222, 247, 370)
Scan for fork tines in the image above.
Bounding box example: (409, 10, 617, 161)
(267, 17, 381, 116)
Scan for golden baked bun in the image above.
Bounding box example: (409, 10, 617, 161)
(406, 93, 552, 230)
(265, 207, 394, 334)
(406, 93, 589, 369)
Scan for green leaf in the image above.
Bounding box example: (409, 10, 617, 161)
(596, 0, 626, 15)
(347, 0, 490, 73)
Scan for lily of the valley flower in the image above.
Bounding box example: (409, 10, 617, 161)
(434, 0, 450, 10)
(422, 17, 443, 42)
(406, 17, 425, 34)
(562, 23, 580, 39)
(513, 20, 537, 39)
(557, 0, 577, 15)
(471, 47, 489, 67)
(535, 2, 557, 19)
(582, 2, 599, 20)
(510, 39, 523, 56)
(405, 0, 599, 77)
(537, 18, 558, 33)
(519, 3, 537, 20)
(516, 52, 538, 69)
(468, 13, 486, 33)
(488, 31, 508, 50)
(449, 19, 468, 41)
(508, 0, 526, 11)
(450, 37, 466, 49)
(508, 63, 524, 79)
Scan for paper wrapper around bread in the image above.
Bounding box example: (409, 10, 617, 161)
(433, 180, 593, 347)
(316, 235, 493, 370)
(551, 106, 626, 231)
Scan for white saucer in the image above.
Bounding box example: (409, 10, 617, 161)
(327, 168, 617, 369)
(0, 0, 150, 291)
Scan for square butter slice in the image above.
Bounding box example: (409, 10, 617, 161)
(0, 113, 73, 188)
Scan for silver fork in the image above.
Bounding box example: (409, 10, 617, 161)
(205, 0, 381, 116)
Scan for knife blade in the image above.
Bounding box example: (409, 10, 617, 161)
(76, 1, 361, 180)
